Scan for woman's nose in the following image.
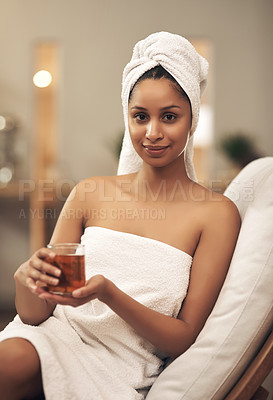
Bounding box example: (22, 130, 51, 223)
(145, 122, 163, 141)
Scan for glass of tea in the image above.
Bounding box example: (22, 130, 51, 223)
(45, 243, 85, 295)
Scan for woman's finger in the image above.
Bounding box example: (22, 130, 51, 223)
(28, 267, 60, 287)
(28, 257, 61, 289)
(25, 265, 59, 292)
(26, 277, 38, 293)
(36, 280, 48, 288)
(38, 291, 88, 307)
(72, 275, 105, 298)
(30, 257, 61, 278)
(30, 248, 61, 279)
(35, 247, 55, 259)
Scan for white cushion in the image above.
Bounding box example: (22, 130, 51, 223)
(147, 157, 273, 400)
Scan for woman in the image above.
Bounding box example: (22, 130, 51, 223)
(0, 32, 240, 400)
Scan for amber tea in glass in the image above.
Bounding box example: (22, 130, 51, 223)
(45, 243, 85, 295)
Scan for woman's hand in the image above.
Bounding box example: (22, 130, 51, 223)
(15, 248, 61, 296)
(37, 275, 112, 307)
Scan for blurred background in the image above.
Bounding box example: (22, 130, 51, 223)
(0, 0, 272, 330)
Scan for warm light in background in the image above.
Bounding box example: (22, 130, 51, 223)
(0, 166, 13, 184)
(194, 105, 213, 147)
(0, 115, 16, 132)
(33, 70, 52, 88)
(0, 116, 6, 130)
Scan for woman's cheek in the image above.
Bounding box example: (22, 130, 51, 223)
(129, 124, 144, 142)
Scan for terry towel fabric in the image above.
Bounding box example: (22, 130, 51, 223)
(118, 31, 209, 181)
(0, 227, 192, 400)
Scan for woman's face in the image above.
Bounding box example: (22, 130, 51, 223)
(128, 78, 192, 169)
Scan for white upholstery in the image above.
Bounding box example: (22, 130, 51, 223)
(146, 157, 273, 400)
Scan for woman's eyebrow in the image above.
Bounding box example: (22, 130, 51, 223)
(130, 106, 147, 110)
(130, 105, 181, 111)
(160, 105, 181, 110)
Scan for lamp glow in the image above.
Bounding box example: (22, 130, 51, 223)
(0, 167, 13, 184)
(194, 105, 213, 147)
(0, 116, 6, 130)
(33, 70, 52, 88)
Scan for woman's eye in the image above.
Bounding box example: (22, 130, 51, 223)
(163, 114, 176, 121)
(135, 113, 147, 122)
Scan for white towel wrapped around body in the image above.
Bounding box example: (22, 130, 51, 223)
(118, 31, 209, 181)
(0, 227, 192, 400)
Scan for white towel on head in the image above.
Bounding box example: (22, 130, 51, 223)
(117, 31, 209, 181)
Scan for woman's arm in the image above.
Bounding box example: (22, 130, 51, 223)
(14, 248, 60, 325)
(104, 198, 241, 358)
(40, 197, 240, 358)
(14, 183, 85, 325)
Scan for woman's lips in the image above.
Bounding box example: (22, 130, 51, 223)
(143, 145, 169, 156)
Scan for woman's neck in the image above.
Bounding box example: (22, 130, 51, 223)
(134, 158, 193, 202)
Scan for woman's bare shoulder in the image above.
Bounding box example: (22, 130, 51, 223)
(190, 182, 241, 229)
(71, 173, 137, 202)
(75, 174, 117, 188)
(76, 173, 136, 188)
